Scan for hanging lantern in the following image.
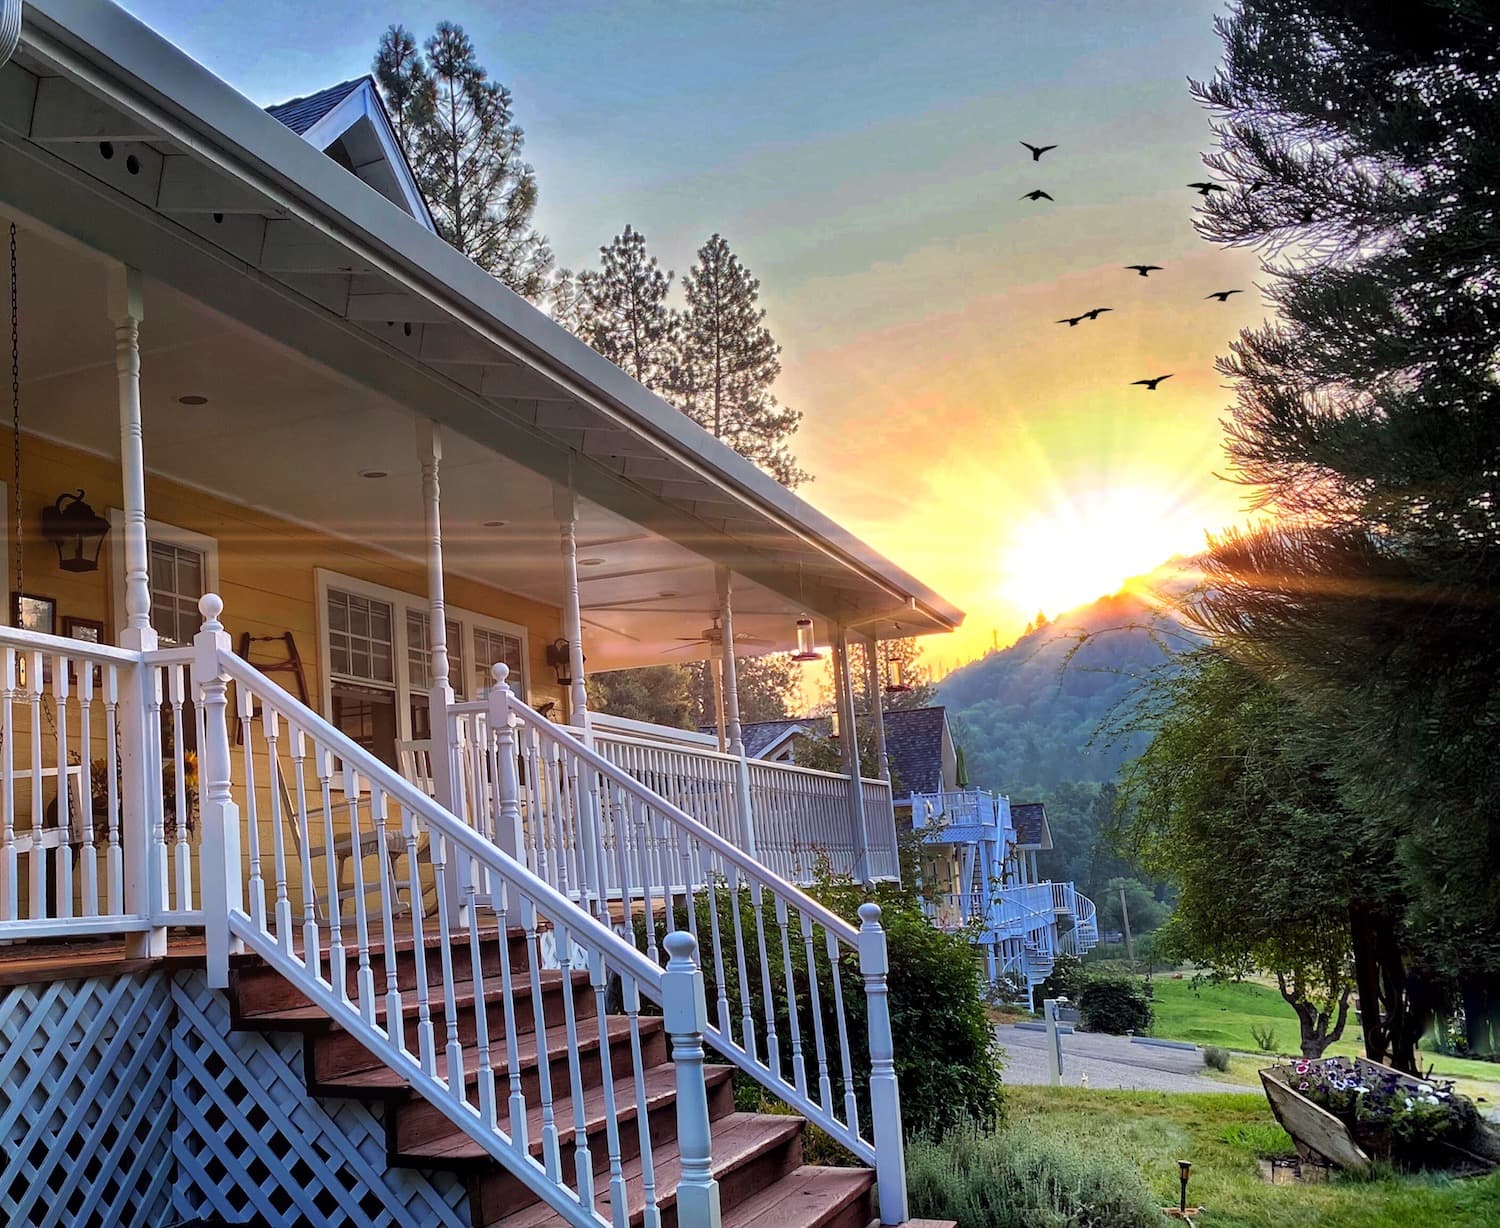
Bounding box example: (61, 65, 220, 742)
(884, 650, 913, 694)
(545, 637, 573, 687)
(791, 616, 822, 662)
(41, 490, 110, 573)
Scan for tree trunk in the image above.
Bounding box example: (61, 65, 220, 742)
(1350, 899, 1391, 1064)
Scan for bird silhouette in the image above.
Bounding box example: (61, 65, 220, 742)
(1021, 142, 1057, 161)
(1187, 182, 1227, 196)
(1205, 289, 1243, 302)
(1125, 264, 1163, 277)
(1021, 189, 1054, 201)
(1082, 307, 1113, 320)
(1131, 374, 1174, 390)
(1057, 315, 1085, 327)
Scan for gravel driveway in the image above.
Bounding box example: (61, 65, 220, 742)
(996, 1024, 1232, 1093)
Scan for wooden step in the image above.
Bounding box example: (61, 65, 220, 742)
(722, 1164, 876, 1228)
(488, 1112, 806, 1228)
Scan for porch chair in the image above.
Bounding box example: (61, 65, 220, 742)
(276, 767, 427, 925)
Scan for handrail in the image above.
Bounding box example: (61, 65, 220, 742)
(218, 652, 666, 994)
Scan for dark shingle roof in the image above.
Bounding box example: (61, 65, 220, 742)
(702, 719, 809, 758)
(882, 707, 948, 797)
(1011, 801, 1051, 849)
(266, 77, 368, 135)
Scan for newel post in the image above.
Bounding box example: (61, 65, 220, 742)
(194, 594, 244, 987)
(663, 931, 721, 1228)
(486, 664, 525, 864)
(858, 902, 908, 1225)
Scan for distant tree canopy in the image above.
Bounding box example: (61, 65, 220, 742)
(374, 22, 551, 297)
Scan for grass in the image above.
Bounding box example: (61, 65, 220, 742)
(1004, 1084, 1500, 1227)
(1148, 975, 1500, 1101)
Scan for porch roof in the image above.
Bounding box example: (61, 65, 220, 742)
(0, 2, 963, 665)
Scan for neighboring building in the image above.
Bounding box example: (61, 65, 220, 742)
(0, 8, 960, 1226)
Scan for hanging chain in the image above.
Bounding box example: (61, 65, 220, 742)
(10, 220, 20, 609)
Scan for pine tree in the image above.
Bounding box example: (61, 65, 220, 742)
(547, 267, 592, 337)
(1190, 0, 1500, 1062)
(580, 226, 678, 390)
(373, 22, 552, 298)
(676, 234, 807, 487)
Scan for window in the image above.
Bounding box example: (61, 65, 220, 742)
(315, 569, 530, 748)
(109, 512, 220, 646)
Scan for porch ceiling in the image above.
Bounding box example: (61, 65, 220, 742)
(0, 1, 963, 665)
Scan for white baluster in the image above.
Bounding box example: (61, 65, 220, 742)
(168, 664, 191, 912)
(27, 651, 41, 919)
(193, 594, 244, 988)
(487, 664, 524, 860)
(102, 665, 121, 915)
(859, 902, 908, 1225)
(52, 655, 73, 919)
(78, 663, 98, 916)
(662, 930, 721, 1228)
(1, 648, 14, 920)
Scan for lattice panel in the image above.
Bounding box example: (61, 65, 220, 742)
(0, 974, 176, 1228)
(170, 971, 468, 1228)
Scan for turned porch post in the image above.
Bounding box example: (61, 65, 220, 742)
(832, 626, 871, 884)
(555, 486, 589, 729)
(417, 420, 457, 811)
(716, 568, 757, 858)
(863, 633, 891, 782)
(109, 266, 165, 957)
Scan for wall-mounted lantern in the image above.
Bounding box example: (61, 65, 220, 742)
(791, 616, 822, 662)
(545, 638, 574, 687)
(41, 490, 110, 573)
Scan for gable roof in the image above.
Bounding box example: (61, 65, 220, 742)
(265, 75, 435, 232)
(883, 707, 949, 798)
(1011, 801, 1053, 850)
(265, 77, 366, 135)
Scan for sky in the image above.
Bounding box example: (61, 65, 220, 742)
(120, 0, 1265, 666)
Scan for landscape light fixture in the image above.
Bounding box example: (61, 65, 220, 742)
(545, 638, 574, 687)
(791, 616, 822, 662)
(1177, 1160, 1192, 1214)
(40, 490, 110, 573)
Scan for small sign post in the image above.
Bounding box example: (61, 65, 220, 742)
(1044, 998, 1063, 1086)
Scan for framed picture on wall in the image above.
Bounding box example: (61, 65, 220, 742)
(12, 592, 56, 635)
(63, 616, 105, 644)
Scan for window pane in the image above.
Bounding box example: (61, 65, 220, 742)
(327, 589, 394, 685)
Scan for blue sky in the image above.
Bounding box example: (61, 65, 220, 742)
(119, 0, 1254, 658)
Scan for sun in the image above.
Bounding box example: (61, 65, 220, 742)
(1000, 486, 1205, 618)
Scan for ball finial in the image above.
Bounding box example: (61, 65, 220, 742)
(663, 930, 698, 964)
(198, 592, 224, 628)
(491, 661, 510, 686)
(858, 902, 882, 926)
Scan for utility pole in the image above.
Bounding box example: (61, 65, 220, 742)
(1119, 883, 1135, 969)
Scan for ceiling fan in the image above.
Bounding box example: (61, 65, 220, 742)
(665, 617, 776, 654)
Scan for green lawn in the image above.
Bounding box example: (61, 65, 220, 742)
(1005, 1084, 1500, 1227)
(1147, 976, 1500, 1097)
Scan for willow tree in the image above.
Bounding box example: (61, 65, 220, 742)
(1190, 0, 1500, 1062)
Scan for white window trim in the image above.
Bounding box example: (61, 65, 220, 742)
(108, 510, 221, 644)
(314, 568, 529, 742)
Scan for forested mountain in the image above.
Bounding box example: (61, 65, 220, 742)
(937, 589, 1192, 903)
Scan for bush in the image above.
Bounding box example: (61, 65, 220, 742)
(1202, 1045, 1231, 1072)
(1077, 977, 1153, 1035)
(1034, 952, 1087, 1009)
(907, 1126, 1164, 1228)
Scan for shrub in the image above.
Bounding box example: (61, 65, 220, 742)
(1034, 952, 1087, 1009)
(1249, 1022, 1279, 1053)
(1077, 977, 1153, 1035)
(1202, 1045, 1231, 1072)
(907, 1126, 1163, 1228)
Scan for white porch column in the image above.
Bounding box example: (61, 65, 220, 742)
(716, 568, 757, 858)
(417, 421, 457, 810)
(832, 626, 871, 884)
(555, 486, 588, 729)
(109, 267, 165, 958)
(863, 634, 890, 782)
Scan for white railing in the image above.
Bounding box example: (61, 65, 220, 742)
(467, 664, 907, 1225)
(1058, 890, 1099, 957)
(0, 627, 199, 941)
(192, 597, 723, 1228)
(1049, 881, 1074, 913)
(911, 788, 1007, 833)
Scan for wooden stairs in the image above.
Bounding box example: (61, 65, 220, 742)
(226, 925, 889, 1228)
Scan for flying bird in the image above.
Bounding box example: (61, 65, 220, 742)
(1205, 289, 1243, 302)
(1020, 189, 1054, 201)
(1020, 142, 1057, 161)
(1057, 314, 1085, 327)
(1082, 307, 1113, 320)
(1188, 182, 1228, 196)
(1131, 374, 1174, 390)
(1125, 264, 1163, 277)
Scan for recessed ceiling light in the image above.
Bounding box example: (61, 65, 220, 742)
(177, 394, 208, 406)
(482, 520, 507, 528)
(579, 557, 606, 566)
(359, 468, 388, 479)
(657, 590, 679, 599)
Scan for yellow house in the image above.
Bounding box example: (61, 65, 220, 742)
(0, 7, 965, 1228)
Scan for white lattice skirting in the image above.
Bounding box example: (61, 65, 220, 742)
(0, 969, 468, 1228)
